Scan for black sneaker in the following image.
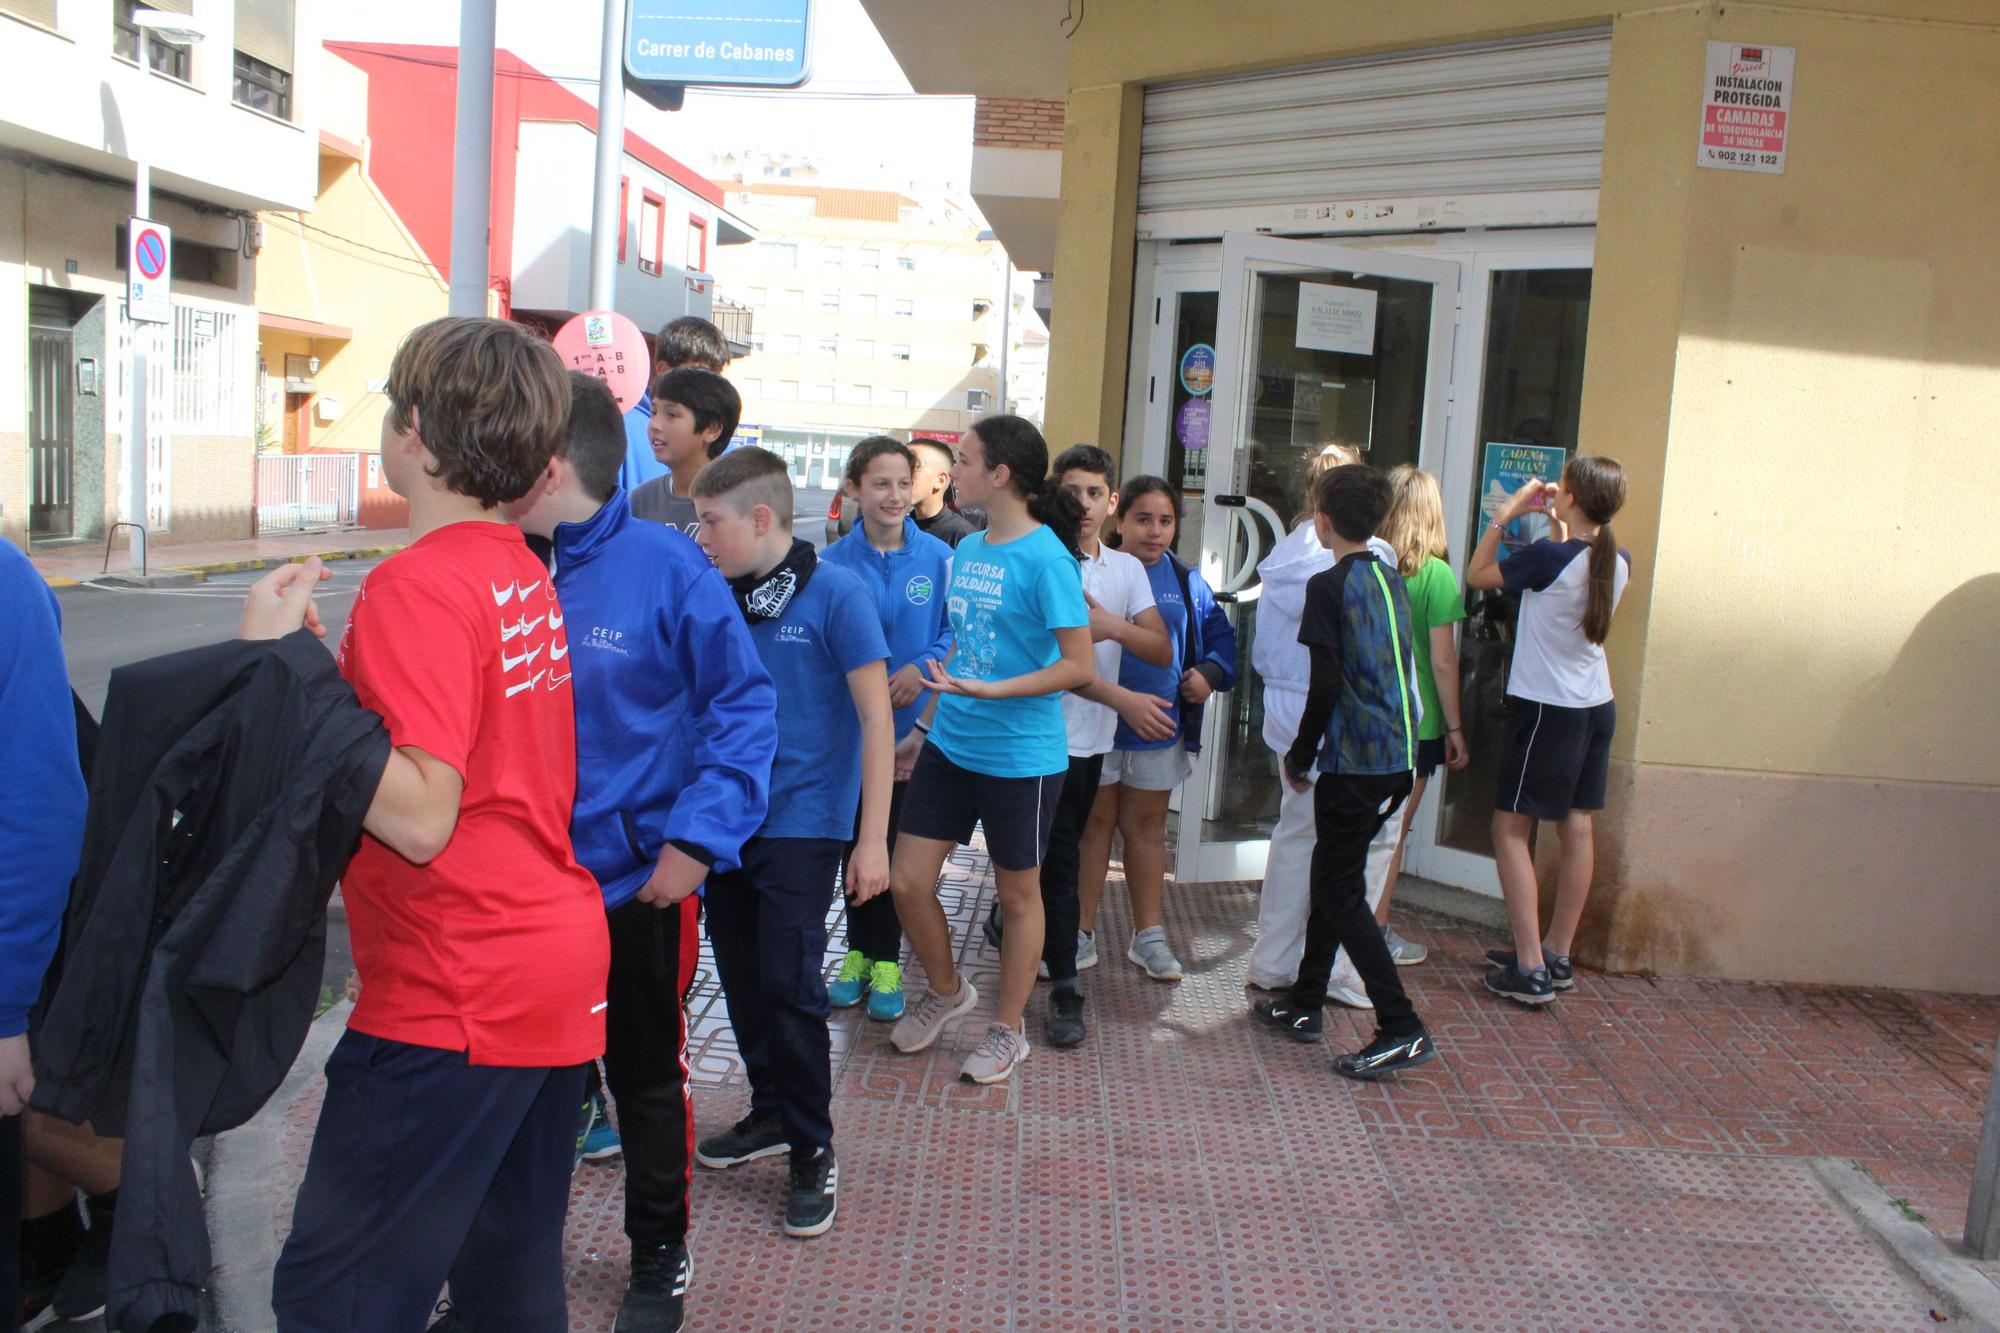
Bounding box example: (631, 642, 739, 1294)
(784, 1147, 838, 1238)
(982, 901, 1004, 950)
(1333, 1027, 1438, 1081)
(51, 1203, 111, 1322)
(1046, 987, 1087, 1048)
(1251, 997, 1324, 1044)
(1484, 960, 1557, 1005)
(1486, 947, 1575, 990)
(615, 1242, 691, 1332)
(695, 1110, 790, 1169)
(426, 1299, 469, 1332)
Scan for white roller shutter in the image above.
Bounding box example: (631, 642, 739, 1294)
(1140, 30, 1610, 237)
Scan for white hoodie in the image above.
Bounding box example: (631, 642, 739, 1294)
(1254, 524, 1400, 754)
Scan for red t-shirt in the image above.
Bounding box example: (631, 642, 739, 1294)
(336, 522, 608, 1067)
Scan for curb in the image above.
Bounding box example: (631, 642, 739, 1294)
(41, 544, 405, 589)
(1813, 1157, 2000, 1331)
(204, 997, 353, 1333)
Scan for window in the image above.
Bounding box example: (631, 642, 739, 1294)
(840, 383, 870, 405)
(814, 338, 838, 358)
(114, 0, 193, 81)
(638, 194, 665, 273)
(617, 177, 630, 262)
(821, 245, 844, 266)
(805, 383, 835, 403)
(850, 294, 878, 317)
(746, 287, 768, 306)
(859, 247, 881, 269)
(233, 0, 295, 118)
(818, 293, 841, 312)
(889, 344, 912, 361)
(759, 241, 799, 269)
(896, 255, 916, 272)
(686, 216, 708, 272)
(169, 306, 248, 433)
(967, 388, 989, 411)
(737, 377, 762, 397)
(893, 298, 915, 318)
(847, 338, 875, 360)
(872, 387, 907, 407)
(770, 380, 799, 401)
(777, 334, 802, 355)
(777, 289, 804, 312)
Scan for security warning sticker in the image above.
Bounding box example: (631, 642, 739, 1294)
(1698, 42, 1795, 174)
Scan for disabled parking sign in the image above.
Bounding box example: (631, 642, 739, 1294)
(128, 217, 171, 325)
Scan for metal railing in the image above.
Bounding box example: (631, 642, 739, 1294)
(712, 296, 755, 354)
(255, 453, 359, 535)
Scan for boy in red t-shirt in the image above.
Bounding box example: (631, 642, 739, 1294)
(246, 318, 610, 1333)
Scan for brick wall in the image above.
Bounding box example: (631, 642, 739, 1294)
(973, 98, 1066, 149)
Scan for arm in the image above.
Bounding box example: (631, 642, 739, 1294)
(1091, 602, 1173, 668)
(1073, 675, 1176, 742)
(1465, 479, 1549, 590)
(844, 662, 896, 903)
(923, 624, 1093, 700)
(894, 690, 939, 779)
(894, 555, 956, 710)
(362, 748, 465, 864)
(1430, 622, 1469, 769)
(641, 562, 779, 905)
(1284, 644, 1342, 789)
(1181, 574, 1240, 703)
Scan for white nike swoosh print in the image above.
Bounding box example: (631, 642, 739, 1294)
(505, 668, 547, 699)
(501, 617, 526, 641)
(492, 582, 516, 606)
(549, 609, 565, 629)
(550, 671, 572, 688)
(502, 644, 544, 672)
(518, 612, 546, 637)
(551, 641, 569, 661)
(517, 580, 543, 601)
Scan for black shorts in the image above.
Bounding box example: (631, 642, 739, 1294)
(1415, 736, 1446, 779)
(1494, 699, 1616, 819)
(897, 741, 1065, 872)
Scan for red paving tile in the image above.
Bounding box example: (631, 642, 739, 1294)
(250, 835, 1993, 1329)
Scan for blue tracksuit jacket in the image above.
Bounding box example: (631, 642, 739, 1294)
(818, 516, 954, 738)
(551, 490, 777, 908)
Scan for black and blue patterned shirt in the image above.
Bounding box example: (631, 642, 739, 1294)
(1288, 551, 1420, 777)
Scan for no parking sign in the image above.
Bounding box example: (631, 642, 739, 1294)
(128, 217, 172, 324)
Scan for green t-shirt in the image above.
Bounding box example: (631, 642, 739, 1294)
(1404, 556, 1467, 741)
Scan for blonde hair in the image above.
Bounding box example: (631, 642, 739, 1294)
(1378, 465, 1449, 576)
(1296, 442, 1363, 528)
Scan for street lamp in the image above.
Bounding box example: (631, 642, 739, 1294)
(123, 10, 209, 571)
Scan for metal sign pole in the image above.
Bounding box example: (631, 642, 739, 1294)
(448, 0, 497, 317)
(128, 162, 150, 572)
(587, 0, 627, 313)
(1970, 1056, 2000, 1260)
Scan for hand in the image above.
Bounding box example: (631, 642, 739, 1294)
(845, 836, 890, 904)
(239, 557, 330, 640)
(0, 1032, 33, 1117)
(1086, 603, 1124, 644)
(894, 730, 924, 782)
(1115, 688, 1177, 742)
(343, 972, 362, 1002)
(887, 662, 926, 709)
(1497, 480, 1551, 524)
(636, 842, 708, 906)
(1179, 669, 1214, 705)
(1445, 730, 1470, 770)
(1282, 756, 1313, 793)
(922, 659, 993, 699)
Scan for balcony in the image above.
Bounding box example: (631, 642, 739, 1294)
(712, 297, 755, 359)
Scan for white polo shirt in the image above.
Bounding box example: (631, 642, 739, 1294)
(1062, 542, 1156, 758)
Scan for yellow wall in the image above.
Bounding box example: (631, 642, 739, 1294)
(255, 147, 447, 455)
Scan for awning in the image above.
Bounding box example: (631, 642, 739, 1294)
(258, 312, 354, 341)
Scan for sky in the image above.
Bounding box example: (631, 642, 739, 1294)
(320, 0, 977, 193)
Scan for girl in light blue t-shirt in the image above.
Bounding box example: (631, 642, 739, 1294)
(883, 416, 1093, 1087)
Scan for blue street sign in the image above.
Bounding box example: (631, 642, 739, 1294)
(625, 0, 813, 88)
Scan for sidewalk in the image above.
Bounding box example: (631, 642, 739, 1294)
(212, 840, 1997, 1331)
(29, 528, 409, 587)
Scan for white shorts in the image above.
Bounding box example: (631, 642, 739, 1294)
(1101, 745, 1193, 792)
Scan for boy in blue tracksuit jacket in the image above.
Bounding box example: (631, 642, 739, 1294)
(816, 439, 953, 1022)
(513, 373, 777, 1333)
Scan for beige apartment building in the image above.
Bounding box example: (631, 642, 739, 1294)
(710, 178, 1039, 488)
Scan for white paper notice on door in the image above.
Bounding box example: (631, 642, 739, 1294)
(1697, 41, 1795, 174)
(1295, 283, 1378, 356)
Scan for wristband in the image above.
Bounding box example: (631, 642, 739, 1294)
(913, 720, 930, 734)
(1447, 726, 1463, 735)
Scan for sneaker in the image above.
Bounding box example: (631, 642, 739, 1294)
(1327, 980, 1374, 1010)
(1484, 960, 1557, 1006)
(982, 901, 1004, 950)
(960, 1022, 1030, 1084)
(1486, 947, 1575, 990)
(827, 949, 871, 1009)
(18, 1203, 82, 1333)
(865, 960, 905, 1022)
(695, 1110, 790, 1169)
(615, 1242, 691, 1332)
(1077, 929, 1098, 971)
(1127, 926, 1183, 982)
(1045, 988, 1087, 1048)
(426, 1299, 469, 1332)
(890, 976, 978, 1054)
(1251, 997, 1324, 1044)
(580, 1093, 623, 1161)
(784, 1148, 839, 1238)
(1382, 923, 1428, 965)
(1332, 1027, 1438, 1080)
(50, 1203, 110, 1322)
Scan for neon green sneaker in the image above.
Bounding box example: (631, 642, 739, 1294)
(827, 949, 870, 1008)
(866, 960, 905, 1022)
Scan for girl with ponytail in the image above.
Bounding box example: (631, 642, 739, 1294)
(1464, 454, 1630, 1007)
(882, 415, 1094, 1084)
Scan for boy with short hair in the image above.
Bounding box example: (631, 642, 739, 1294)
(265, 317, 610, 1331)
(686, 447, 894, 1239)
(982, 444, 1171, 1048)
(630, 367, 740, 535)
(621, 315, 730, 492)
(1251, 464, 1437, 1081)
(909, 437, 976, 547)
(509, 373, 778, 1332)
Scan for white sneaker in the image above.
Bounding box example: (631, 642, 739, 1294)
(890, 977, 978, 1053)
(959, 1022, 1030, 1084)
(1038, 930, 1098, 980)
(1127, 926, 1184, 982)
(1327, 981, 1375, 1010)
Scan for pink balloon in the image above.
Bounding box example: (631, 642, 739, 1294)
(551, 310, 651, 413)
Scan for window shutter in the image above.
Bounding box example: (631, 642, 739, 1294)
(142, 0, 194, 17)
(2, 0, 58, 27)
(234, 0, 293, 71)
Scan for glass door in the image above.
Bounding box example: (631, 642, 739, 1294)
(1177, 233, 1461, 885)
